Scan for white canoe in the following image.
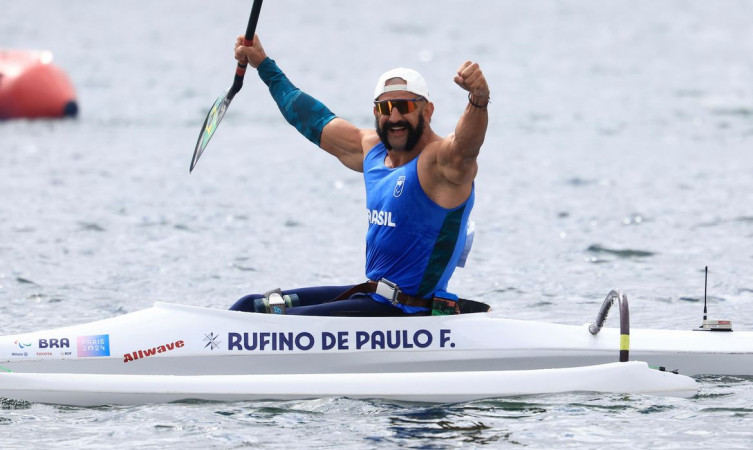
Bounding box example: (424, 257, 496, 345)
(3, 295, 751, 405)
(0, 361, 696, 406)
(1, 301, 751, 377)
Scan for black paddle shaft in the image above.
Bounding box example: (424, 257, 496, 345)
(229, 0, 264, 99)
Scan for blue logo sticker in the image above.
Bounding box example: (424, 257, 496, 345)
(77, 334, 110, 357)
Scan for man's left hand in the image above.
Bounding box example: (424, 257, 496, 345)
(454, 61, 490, 100)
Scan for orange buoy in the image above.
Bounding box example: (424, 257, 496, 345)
(0, 50, 78, 120)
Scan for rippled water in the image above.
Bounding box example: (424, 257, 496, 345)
(2, 0, 753, 448)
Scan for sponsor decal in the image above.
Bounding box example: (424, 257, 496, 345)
(203, 332, 221, 350)
(393, 175, 406, 197)
(77, 334, 110, 357)
(123, 340, 184, 363)
(227, 329, 455, 352)
(14, 340, 31, 349)
(10, 340, 31, 357)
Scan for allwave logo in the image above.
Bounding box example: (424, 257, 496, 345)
(393, 175, 406, 197)
(123, 340, 184, 363)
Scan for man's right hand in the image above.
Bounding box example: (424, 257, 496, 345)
(234, 34, 267, 68)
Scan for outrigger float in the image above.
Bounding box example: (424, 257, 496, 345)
(1, 290, 749, 406)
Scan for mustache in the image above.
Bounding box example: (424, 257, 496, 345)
(383, 120, 410, 129)
(375, 114, 425, 152)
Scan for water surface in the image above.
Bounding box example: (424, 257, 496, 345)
(2, 0, 752, 448)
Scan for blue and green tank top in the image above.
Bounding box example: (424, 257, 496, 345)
(363, 142, 475, 311)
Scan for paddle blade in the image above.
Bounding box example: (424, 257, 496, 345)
(190, 90, 233, 172)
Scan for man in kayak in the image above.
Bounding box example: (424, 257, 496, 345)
(230, 34, 489, 316)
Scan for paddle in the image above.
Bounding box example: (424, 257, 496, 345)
(190, 0, 264, 173)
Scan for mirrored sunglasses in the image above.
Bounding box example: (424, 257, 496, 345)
(373, 97, 425, 116)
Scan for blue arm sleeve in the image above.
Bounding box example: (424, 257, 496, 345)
(257, 57, 337, 146)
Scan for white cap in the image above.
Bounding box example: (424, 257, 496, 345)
(373, 67, 430, 101)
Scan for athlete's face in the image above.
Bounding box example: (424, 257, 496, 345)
(373, 94, 427, 152)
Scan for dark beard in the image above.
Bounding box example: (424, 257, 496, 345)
(375, 114, 425, 152)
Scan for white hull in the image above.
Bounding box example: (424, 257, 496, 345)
(2, 302, 750, 376)
(0, 361, 696, 406)
(1, 301, 749, 405)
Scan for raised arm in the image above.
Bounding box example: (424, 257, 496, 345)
(417, 61, 489, 208)
(235, 35, 367, 172)
(438, 61, 489, 187)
